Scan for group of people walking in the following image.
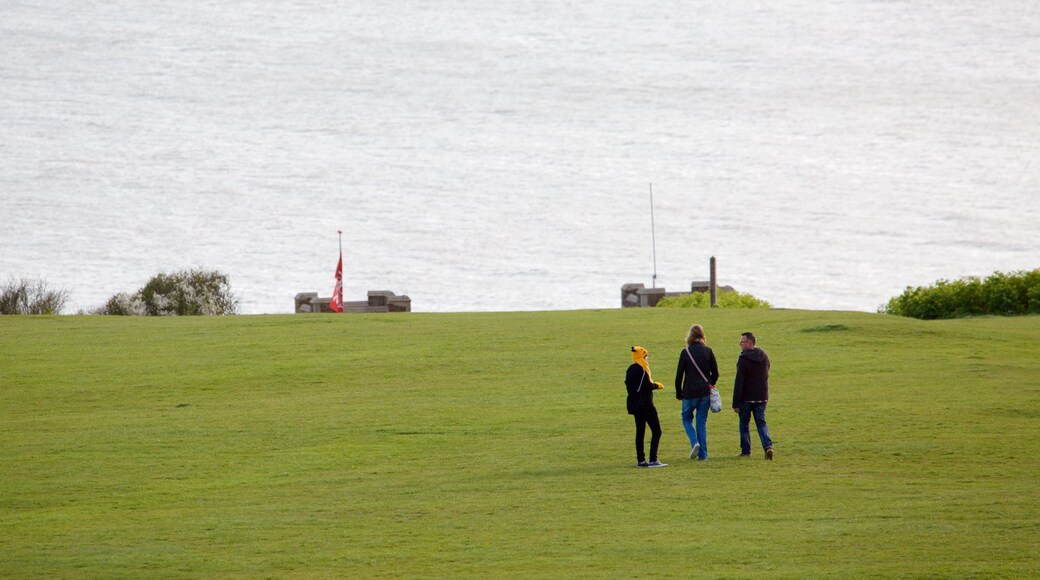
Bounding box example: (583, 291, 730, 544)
(625, 324, 774, 467)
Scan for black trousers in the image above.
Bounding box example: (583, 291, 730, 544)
(633, 405, 662, 462)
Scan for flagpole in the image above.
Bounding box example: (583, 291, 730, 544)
(337, 230, 343, 313)
(649, 183, 657, 289)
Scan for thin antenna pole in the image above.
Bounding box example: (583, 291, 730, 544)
(649, 183, 657, 289)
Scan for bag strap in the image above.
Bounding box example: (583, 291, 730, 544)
(636, 370, 646, 392)
(684, 347, 712, 386)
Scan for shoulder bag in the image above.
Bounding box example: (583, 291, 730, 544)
(684, 347, 722, 413)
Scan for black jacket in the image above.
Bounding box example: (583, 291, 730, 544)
(625, 363, 655, 414)
(674, 343, 719, 399)
(732, 347, 770, 406)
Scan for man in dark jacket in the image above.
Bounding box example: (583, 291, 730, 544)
(732, 332, 774, 459)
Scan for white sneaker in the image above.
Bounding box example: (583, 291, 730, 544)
(690, 443, 700, 459)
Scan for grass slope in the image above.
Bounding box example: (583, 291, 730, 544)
(2, 309, 1038, 577)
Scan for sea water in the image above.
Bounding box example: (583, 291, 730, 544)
(2, 0, 1037, 314)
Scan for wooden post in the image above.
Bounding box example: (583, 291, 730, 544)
(710, 256, 717, 307)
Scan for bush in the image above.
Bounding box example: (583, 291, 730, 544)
(0, 277, 70, 315)
(656, 290, 772, 309)
(98, 292, 148, 316)
(96, 269, 239, 316)
(880, 269, 1040, 319)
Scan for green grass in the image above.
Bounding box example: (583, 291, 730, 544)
(2, 309, 1038, 577)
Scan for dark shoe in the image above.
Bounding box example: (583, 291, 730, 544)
(738, 453, 751, 458)
(637, 460, 649, 467)
(647, 460, 668, 468)
(765, 448, 774, 460)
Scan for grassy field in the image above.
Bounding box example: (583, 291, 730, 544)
(1, 308, 1038, 578)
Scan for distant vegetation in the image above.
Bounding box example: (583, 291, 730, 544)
(0, 277, 69, 315)
(881, 269, 1040, 319)
(96, 268, 239, 316)
(656, 289, 772, 309)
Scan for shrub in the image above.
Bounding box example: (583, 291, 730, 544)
(656, 290, 772, 309)
(97, 292, 148, 316)
(880, 269, 1040, 319)
(0, 277, 70, 315)
(96, 269, 239, 316)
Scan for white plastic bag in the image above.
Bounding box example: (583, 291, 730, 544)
(709, 387, 723, 413)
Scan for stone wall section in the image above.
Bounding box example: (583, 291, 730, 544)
(621, 282, 735, 308)
(295, 291, 411, 313)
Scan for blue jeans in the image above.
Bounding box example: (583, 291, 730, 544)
(681, 396, 710, 459)
(738, 402, 773, 455)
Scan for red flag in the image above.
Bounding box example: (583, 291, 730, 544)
(330, 252, 344, 313)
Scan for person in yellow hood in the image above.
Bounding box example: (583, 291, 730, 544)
(626, 346, 667, 467)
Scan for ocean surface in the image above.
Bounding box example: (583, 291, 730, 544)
(2, 1, 1037, 314)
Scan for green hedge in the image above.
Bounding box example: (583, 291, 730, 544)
(656, 290, 772, 309)
(881, 269, 1040, 319)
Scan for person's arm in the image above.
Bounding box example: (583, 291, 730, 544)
(732, 355, 745, 412)
(625, 364, 642, 396)
(674, 353, 685, 399)
(707, 349, 720, 386)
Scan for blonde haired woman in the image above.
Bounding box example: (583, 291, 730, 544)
(674, 324, 719, 460)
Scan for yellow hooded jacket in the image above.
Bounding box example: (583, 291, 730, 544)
(631, 346, 664, 390)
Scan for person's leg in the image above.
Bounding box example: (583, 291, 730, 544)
(646, 407, 662, 462)
(634, 413, 648, 463)
(695, 396, 710, 459)
(738, 403, 753, 456)
(753, 402, 773, 451)
(680, 398, 698, 449)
